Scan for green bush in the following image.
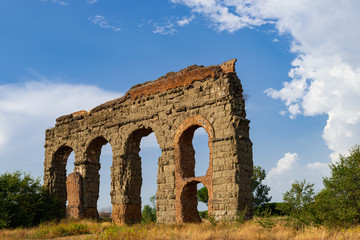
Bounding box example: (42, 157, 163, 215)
(312, 145, 360, 227)
(141, 195, 156, 223)
(279, 180, 316, 227)
(0, 171, 64, 228)
(252, 166, 272, 208)
(280, 180, 315, 217)
(278, 145, 360, 228)
(197, 186, 208, 205)
(254, 202, 285, 216)
(198, 210, 208, 219)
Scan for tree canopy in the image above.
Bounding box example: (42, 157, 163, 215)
(312, 145, 360, 227)
(280, 145, 360, 227)
(0, 171, 63, 228)
(252, 166, 272, 208)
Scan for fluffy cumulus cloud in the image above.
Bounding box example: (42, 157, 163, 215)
(172, 0, 360, 161)
(88, 15, 121, 32)
(0, 79, 121, 177)
(266, 152, 329, 201)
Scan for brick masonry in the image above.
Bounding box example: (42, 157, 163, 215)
(43, 59, 253, 224)
(66, 172, 84, 218)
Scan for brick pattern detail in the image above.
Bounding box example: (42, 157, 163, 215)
(43, 59, 253, 224)
(66, 172, 84, 218)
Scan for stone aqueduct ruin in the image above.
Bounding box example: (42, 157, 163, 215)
(43, 59, 253, 224)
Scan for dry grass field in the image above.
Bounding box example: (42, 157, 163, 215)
(0, 217, 360, 240)
(1, 217, 360, 240)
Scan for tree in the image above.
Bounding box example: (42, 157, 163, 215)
(312, 145, 360, 227)
(141, 195, 156, 223)
(252, 166, 272, 208)
(197, 186, 208, 205)
(0, 171, 63, 228)
(280, 180, 315, 218)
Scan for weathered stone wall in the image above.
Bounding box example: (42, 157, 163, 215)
(43, 59, 253, 224)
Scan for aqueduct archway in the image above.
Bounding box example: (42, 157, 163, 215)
(44, 59, 253, 223)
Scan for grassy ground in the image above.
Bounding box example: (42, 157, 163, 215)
(2, 217, 360, 240)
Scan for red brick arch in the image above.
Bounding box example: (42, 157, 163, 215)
(174, 115, 214, 223)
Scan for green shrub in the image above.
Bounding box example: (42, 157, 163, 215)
(252, 166, 272, 208)
(256, 208, 276, 229)
(0, 171, 64, 228)
(197, 186, 208, 205)
(311, 145, 360, 227)
(254, 202, 285, 216)
(198, 210, 208, 219)
(278, 145, 360, 228)
(141, 195, 156, 223)
(280, 180, 315, 217)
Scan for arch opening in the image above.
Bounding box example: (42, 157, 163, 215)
(180, 181, 202, 223)
(139, 132, 161, 223)
(51, 145, 74, 213)
(193, 127, 210, 177)
(98, 143, 112, 220)
(82, 136, 111, 218)
(175, 115, 214, 223)
(65, 151, 76, 207)
(197, 183, 208, 218)
(122, 127, 161, 223)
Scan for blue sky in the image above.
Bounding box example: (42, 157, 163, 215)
(1, 0, 359, 211)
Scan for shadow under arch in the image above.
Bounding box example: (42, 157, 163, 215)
(174, 115, 214, 223)
(81, 136, 111, 218)
(50, 145, 74, 212)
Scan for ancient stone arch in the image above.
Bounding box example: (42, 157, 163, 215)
(43, 59, 253, 224)
(174, 115, 214, 223)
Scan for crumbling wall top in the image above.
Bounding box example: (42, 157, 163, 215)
(56, 59, 237, 123)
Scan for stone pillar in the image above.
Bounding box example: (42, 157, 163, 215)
(111, 129, 144, 224)
(66, 172, 84, 218)
(77, 161, 101, 218)
(156, 147, 176, 223)
(211, 117, 253, 221)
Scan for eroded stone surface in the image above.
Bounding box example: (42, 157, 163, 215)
(66, 172, 84, 218)
(44, 59, 253, 224)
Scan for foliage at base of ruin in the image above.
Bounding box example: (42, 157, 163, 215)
(0, 171, 64, 229)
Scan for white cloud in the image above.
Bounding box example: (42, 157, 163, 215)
(41, 0, 68, 6)
(0, 78, 121, 178)
(172, 0, 360, 161)
(268, 152, 299, 177)
(153, 22, 176, 35)
(266, 153, 330, 201)
(177, 15, 195, 26)
(88, 15, 121, 32)
(171, 0, 267, 32)
(87, 0, 98, 4)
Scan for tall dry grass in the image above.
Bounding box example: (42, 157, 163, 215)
(1, 217, 360, 239)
